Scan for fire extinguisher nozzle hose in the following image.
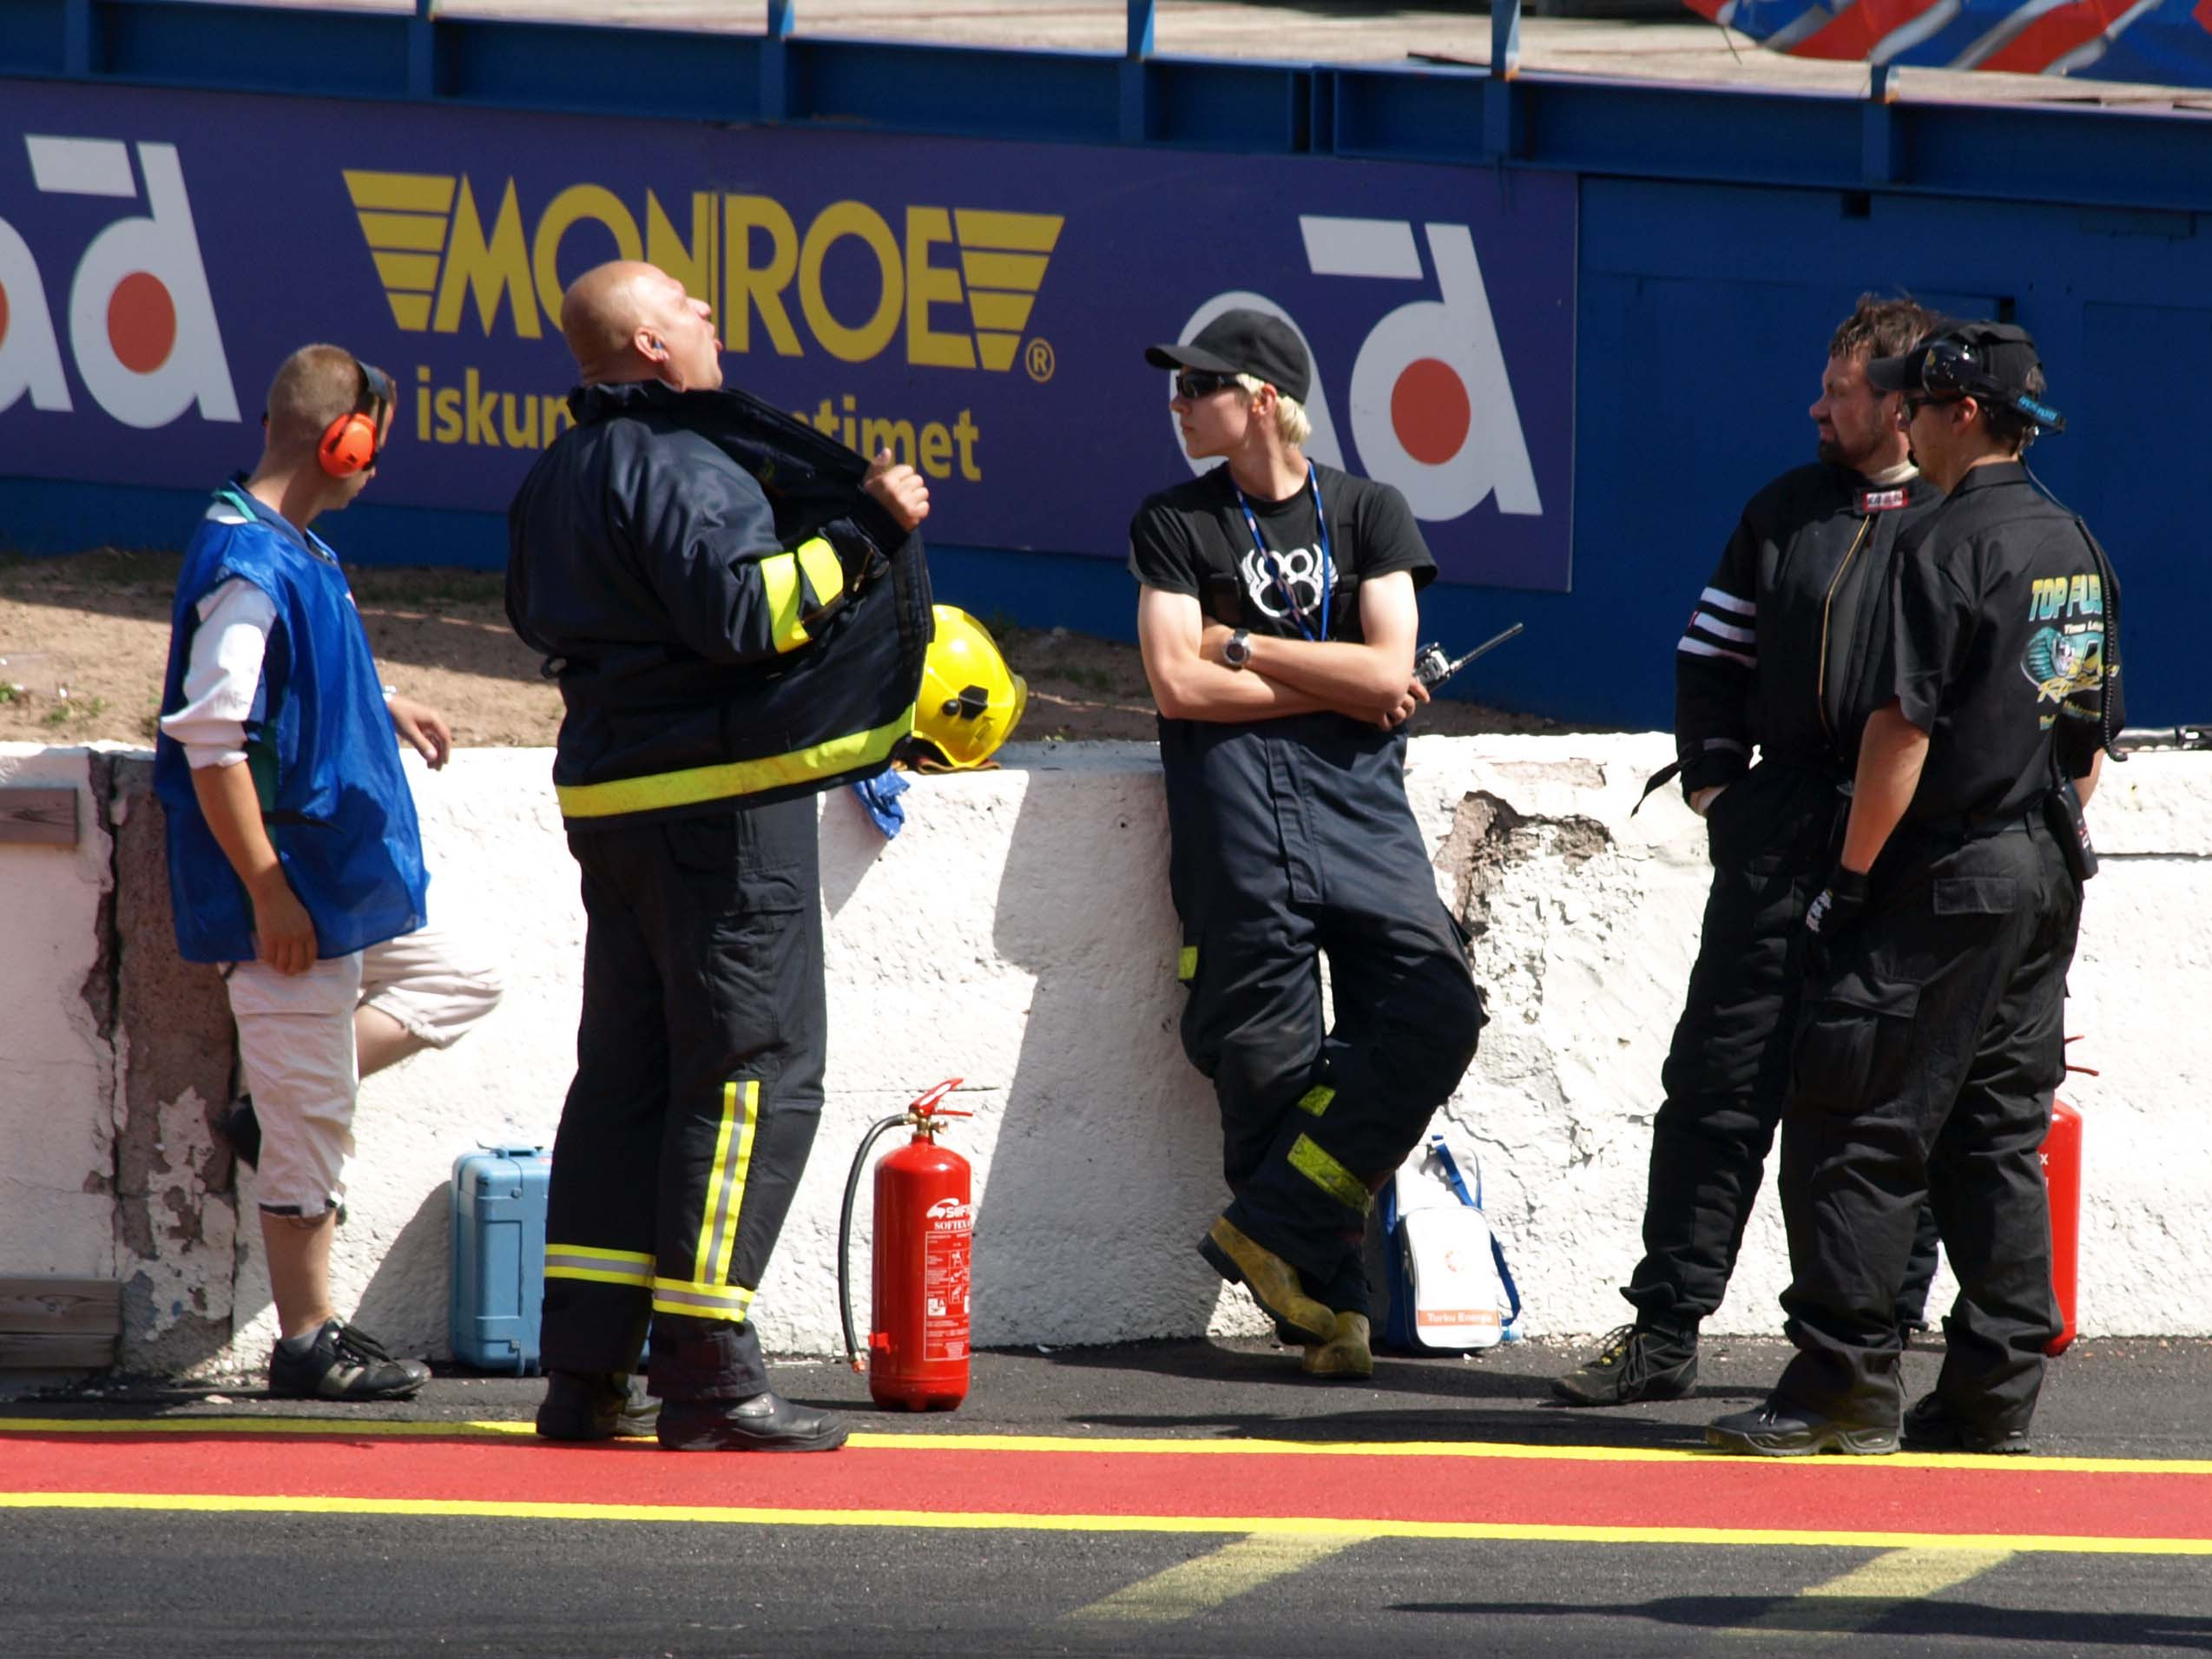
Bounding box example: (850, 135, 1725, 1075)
(839, 1112, 918, 1372)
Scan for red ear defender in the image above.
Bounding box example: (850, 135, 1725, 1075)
(317, 359, 393, 479)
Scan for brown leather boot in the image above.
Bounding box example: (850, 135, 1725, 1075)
(1300, 1313, 1374, 1379)
(1199, 1218, 1334, 1342)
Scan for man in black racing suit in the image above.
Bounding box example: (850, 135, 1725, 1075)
(1557, 296, 1946, 1406)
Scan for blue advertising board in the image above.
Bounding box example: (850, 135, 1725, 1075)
(0, 82, 1575, 590)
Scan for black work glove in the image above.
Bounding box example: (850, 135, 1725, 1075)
(1803, 866, 1870, 975)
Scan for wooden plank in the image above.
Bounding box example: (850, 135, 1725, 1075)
(0, 1332, 118, 1370)
(0, 1276, 122, 1336)
(0, 786, 78, 846)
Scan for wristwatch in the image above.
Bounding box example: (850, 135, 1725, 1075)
(1222, 629, 1253, 670)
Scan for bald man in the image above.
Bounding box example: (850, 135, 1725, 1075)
(509, 261, 932, 1452)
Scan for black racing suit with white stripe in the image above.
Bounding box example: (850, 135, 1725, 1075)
(1623, 461, 1945, 1338)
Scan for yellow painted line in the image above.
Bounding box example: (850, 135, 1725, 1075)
(1725, 1547, 2015, 1638)
(1, 1492, 2209, 1555)
(1064, 1532, 1359, 1624)
(3, 1419, 2206, 1477)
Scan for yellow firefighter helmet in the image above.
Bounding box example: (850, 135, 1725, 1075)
(906, 606, 1028, 770)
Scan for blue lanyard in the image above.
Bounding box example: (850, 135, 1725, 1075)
(1233, 465, 1332, 643)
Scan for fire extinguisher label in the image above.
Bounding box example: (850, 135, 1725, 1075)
(925, 1198, 973, 1364)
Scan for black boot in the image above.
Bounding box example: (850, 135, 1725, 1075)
(1900, 1392, 2031, 1455)
(657, 1391, 848, 1452)
(1706, 1397, 1898, 1457)
(536, 1371, 659, 1442)
(1552, 1322, 1698, 1406)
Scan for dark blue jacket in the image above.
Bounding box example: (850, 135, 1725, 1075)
(506, 381, 932, 827)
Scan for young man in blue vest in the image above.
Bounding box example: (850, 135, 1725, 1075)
(155, 343, 502, 1401)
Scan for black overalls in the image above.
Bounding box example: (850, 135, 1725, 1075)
(1772, 462, 2122, 1436)
(508, 383, 929, 1401)
(1632, 464, 1945, 1337)
(1163, 714, 1485, 1315)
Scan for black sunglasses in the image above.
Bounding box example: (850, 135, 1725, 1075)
(1173, 369, 1241, 399)
(1901, 392, 1959, 417)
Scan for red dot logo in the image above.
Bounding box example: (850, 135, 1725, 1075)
(0, 279, 10, 350)
(108, 272, 177, 375)
(1391, 357, 1471, 467)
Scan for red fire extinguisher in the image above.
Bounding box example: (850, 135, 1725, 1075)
(2043, 1096, 2082, 1357)
(839, 1078, 972, 1412)
(2041, 1038, 2098, 1356)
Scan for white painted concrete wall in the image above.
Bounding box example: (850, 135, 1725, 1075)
(0, 746, 116, 1281)
(7, 737, 2209, 1376)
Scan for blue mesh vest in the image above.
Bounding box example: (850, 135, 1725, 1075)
(154, 486, 429, 964)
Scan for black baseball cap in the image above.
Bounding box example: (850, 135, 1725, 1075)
(1144, 309, 1312, 405)
(1867, 321, 2064, 429)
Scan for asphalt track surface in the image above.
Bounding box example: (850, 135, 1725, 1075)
(6, 1335, 2210, 1656)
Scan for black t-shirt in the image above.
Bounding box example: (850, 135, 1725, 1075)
(1127, 462, 1434, 644)
(1889, 462, 2123, 825)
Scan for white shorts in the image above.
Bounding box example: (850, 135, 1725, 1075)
(227, 925, 504, 1217)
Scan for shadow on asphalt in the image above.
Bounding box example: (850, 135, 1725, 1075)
(1028, 1339, 1741, 1450)
(1397, 1598, 2212, 1649)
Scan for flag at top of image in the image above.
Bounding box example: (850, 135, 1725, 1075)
(1686, 0, 2212, 84)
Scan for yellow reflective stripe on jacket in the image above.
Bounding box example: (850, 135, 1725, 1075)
(545, 1243, 654, 1287)
(651, 1276, 755, 1322)
(1295, 1085, 1334, 1118)
(554, 703, 916, 820)
(794, 537, 844, 607)
(760, 537, 843, 655)
(1176, 945, 1197, 983)
(1288, 1133, 1369, 1212)
(695, 1080, 760, 1289)
(760, 550, 809, 654)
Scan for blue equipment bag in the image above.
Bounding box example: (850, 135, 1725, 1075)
(449, 1144, 551, 1375)
(1379, 1133, 1524, 1353)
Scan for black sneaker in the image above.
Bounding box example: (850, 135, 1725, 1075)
(1706, 1399, 1898, 1457)
(221, 1096, 260, 1169)
(1901, 1392, 2032, 1455)
(536, 1371, 660, 1441)
(1552, 1323, 1698, 1406)
(267, 1319, 430, 1401)
(657, 1391, 848, 1452)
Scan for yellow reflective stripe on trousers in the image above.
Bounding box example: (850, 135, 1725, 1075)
(695, 1080, 760, 1290)
(544, 1244, 654, 1287)
(1288, 1134, 1369, 1211)
(1295, 1085, 1334, 1117)
(554, 704, 917, 820)
(793, 537, 843, 607)
(651, 1277, 755, 1322)
(1176, 946, 1197, 983)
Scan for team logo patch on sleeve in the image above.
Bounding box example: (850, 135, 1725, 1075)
(1858, 488, 1909, 512)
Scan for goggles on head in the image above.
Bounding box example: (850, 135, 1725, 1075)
(1912, 335, 2065, 432)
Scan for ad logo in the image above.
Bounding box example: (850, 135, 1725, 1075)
(1175, 216, 1542, 524)
(342, 171, 1062, 372)
(0, 136, 239, 428)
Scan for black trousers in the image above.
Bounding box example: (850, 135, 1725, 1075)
(1180, 794, 1485, 1318)
(540, 799, 826, 1400)
(1774, 816, 2077, 1432)
(1627, 761, 1939, 1336)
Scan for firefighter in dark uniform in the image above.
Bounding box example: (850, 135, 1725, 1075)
(507, 260, 933, 1452)
(1129, 310, 1486, 1380)
(1557, 297, 1948, 1406)
(1710, 319, 2121, 1457)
